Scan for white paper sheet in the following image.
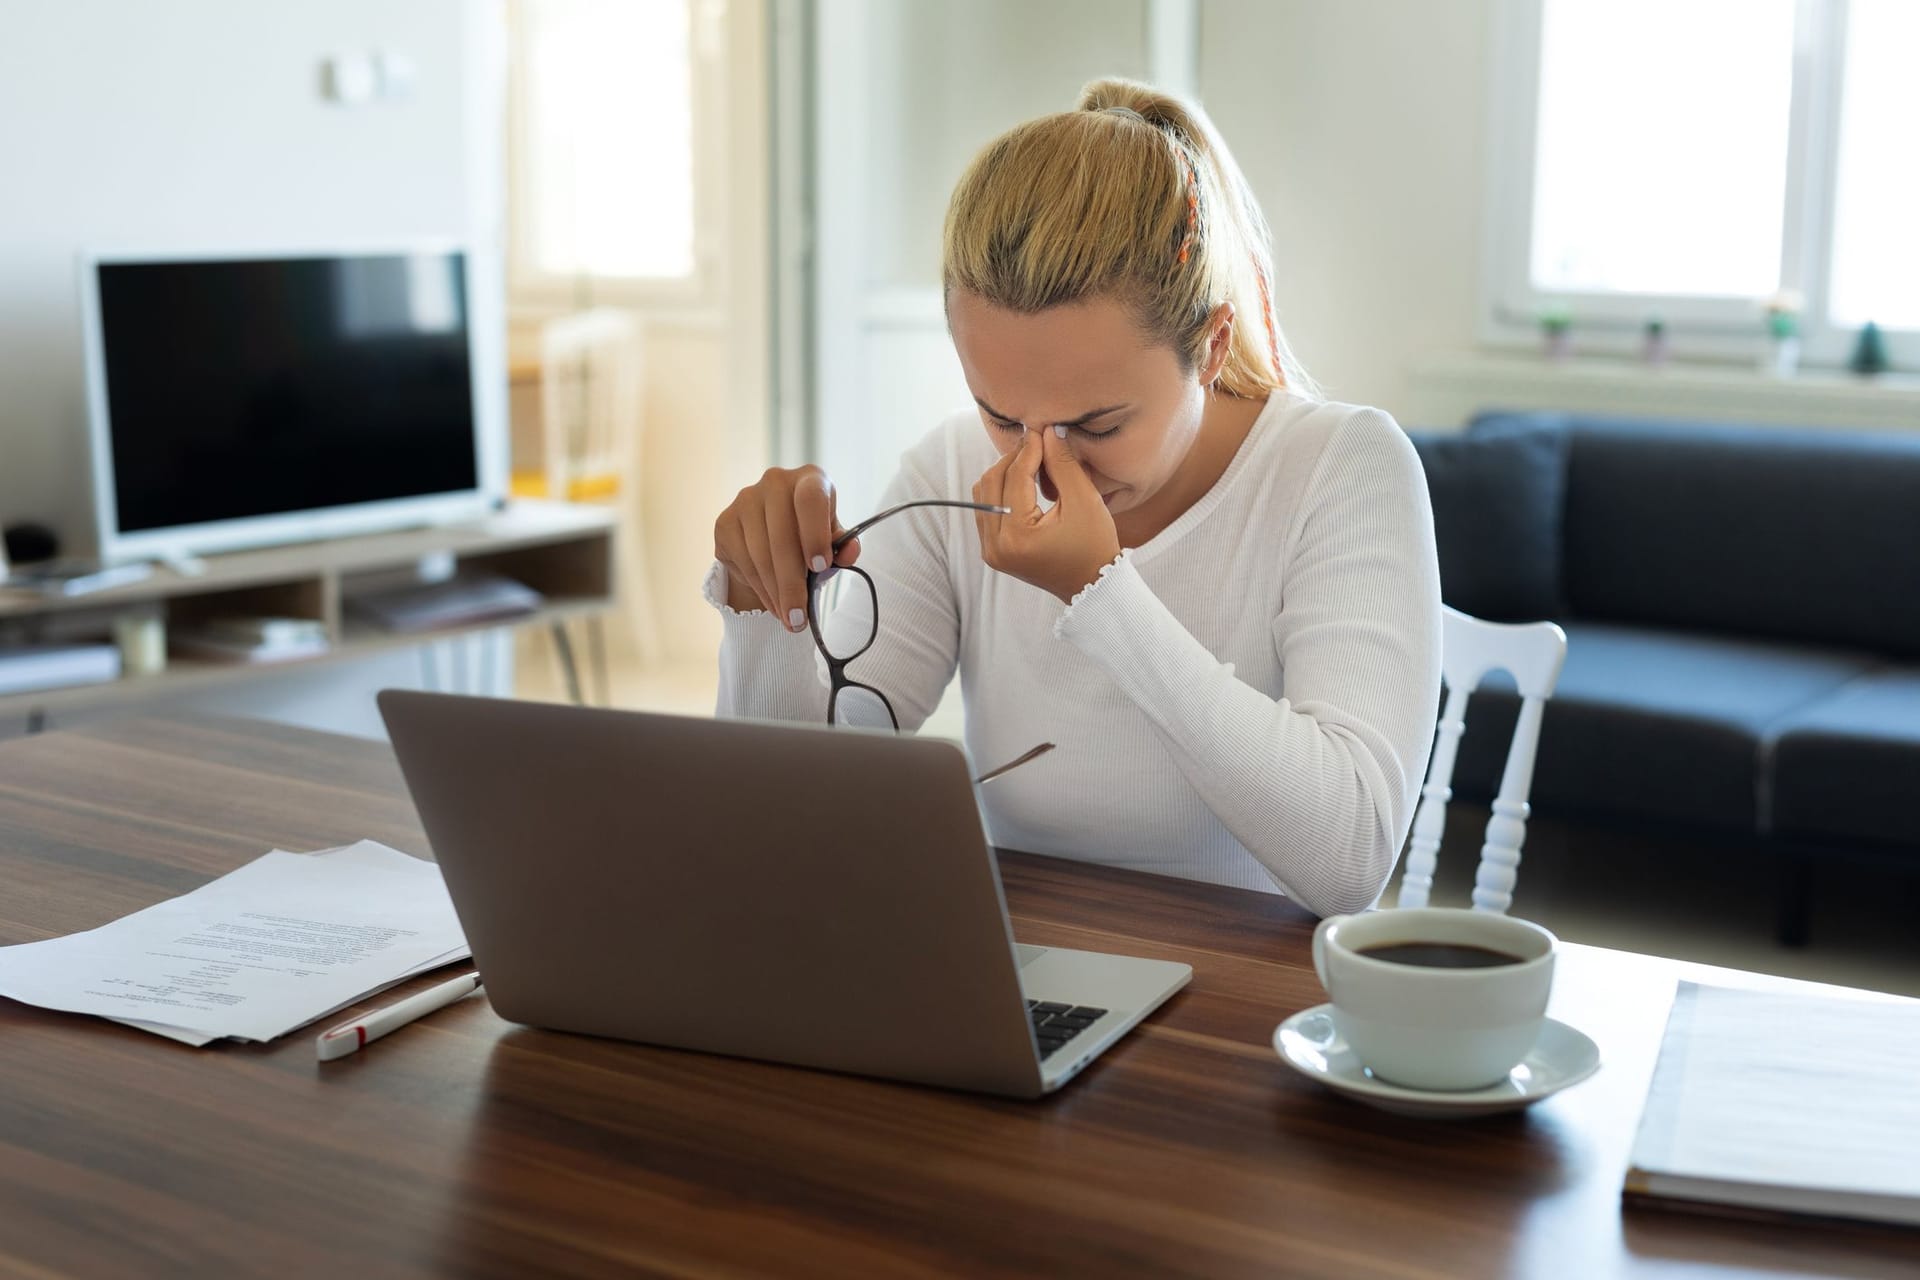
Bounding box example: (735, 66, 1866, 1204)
(113, 1017, 222, 1046)
(0, 841, 470, 1044)
(111, 942, 472, 1046)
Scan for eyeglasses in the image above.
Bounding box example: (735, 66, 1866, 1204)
(806, 498, 1055, 785)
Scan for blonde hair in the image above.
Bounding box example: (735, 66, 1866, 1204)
(942, 78, 1315, 399)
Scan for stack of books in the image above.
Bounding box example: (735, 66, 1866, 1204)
(171, 617, 330, 664)
(346, 571, 543, 633)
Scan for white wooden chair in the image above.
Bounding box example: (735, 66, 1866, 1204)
(1396, 606, 1569, 914)
(519, 309, 661, 688)
(534, 310, 641, 507)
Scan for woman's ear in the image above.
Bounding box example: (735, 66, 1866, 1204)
(1199, 301, 1235, 385)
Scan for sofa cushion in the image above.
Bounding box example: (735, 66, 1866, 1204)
(1450, 622, 1878, 834)
(1468, 414, 1920, 658)
(1406, 420, 1569, 622)
(1768, 668, 1920, 849)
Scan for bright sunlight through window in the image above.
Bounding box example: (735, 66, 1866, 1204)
(1529, 0, 1796, 298)
(521, 0, 696, 282)
(1827, 0, 1920, 329)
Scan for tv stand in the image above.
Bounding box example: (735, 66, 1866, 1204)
(0, 501, 616, 719)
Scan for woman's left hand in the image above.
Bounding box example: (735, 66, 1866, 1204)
(972, 425, 1123, 603)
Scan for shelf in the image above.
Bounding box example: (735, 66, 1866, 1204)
(0, 501, 616, 621)
(1404, 352, 1920, 432)
(0, 502, 617, 715)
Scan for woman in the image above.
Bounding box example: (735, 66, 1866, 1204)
(706, 79, 1440, 918)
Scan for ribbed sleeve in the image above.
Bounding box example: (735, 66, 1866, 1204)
(705, 560, 829, 722)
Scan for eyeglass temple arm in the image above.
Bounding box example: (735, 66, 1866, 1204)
(972, 742, 1055, 787)
(833, 500, 1012, 552)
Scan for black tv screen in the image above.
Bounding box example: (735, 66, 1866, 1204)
(94, 252, 481, 536)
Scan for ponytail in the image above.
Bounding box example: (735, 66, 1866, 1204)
(943, 78, 1316, 399)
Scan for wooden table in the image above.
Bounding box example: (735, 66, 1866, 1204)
(1, 717, 1914, 1279)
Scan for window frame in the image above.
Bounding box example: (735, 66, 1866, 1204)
(504, 0, 728, 312)
(1482, 0, 1915, 368)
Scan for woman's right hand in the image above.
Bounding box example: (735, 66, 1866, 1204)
(713, 465, 861, 632)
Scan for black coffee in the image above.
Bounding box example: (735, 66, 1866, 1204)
(1357, 942, 1526, 969)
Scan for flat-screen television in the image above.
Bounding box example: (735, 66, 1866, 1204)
(80, 246, 503, 562)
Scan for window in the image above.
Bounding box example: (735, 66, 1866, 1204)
(1827, 0, 1920, 330)
(1488, 0, 1919, 363)
(508, 0, 719, 298)
(1529, 0, 1795, 299)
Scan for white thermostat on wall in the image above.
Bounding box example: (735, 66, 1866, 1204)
(323, 52, 378, 106)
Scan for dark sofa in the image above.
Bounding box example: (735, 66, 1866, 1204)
(1406, 411, 1920, 943)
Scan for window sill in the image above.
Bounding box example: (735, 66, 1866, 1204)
(1404, 352, 1920, 432)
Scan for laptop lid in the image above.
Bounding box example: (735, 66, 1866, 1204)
(378, 691, 1047, 1097)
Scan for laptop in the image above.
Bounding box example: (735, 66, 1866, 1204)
(377, 690, 1191, 1098)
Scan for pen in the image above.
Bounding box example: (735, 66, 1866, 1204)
(315, 971, 483, 1061)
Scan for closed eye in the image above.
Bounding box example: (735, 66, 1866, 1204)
(987, 415, 1124, 440)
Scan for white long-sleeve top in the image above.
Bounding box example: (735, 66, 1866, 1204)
(705, 392, 1442, 918)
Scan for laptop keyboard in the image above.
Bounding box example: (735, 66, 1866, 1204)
(1027, 1000, 1109, 1060)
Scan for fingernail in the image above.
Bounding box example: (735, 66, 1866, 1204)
(787, 608, 806, 631)
(1053, 424, 1067, 439)
(811, 555, 828, 572)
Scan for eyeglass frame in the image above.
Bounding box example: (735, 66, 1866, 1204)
(804, 499, 1010, 731)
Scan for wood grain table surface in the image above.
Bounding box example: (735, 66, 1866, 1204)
(1, 715, 1915, 1279)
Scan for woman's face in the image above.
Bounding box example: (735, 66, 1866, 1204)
(947, 289, 1216, 517)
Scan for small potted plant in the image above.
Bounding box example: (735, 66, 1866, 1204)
(1539, 304, 1573, 362)
(1759, 289, 1802, 378)
(1642, 315, 1670, 367)
(1850, 320, 1890, 377)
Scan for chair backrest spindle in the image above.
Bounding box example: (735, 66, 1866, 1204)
(1395, 606, 1568, 914)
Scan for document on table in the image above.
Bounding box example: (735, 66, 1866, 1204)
(0, 841, 469, 1046)
(114, 939, 469, 1047)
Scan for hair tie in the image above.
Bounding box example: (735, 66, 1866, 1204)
(1175, 150, 1200, 266)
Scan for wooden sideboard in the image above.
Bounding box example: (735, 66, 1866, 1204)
(0, 501, 616, 718)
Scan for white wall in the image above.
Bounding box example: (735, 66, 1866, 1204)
(635, 318, 747, 664)
(1200, 0, 1495, 421)
(0, 0, 505, 548)
(859, 0, 1153, 294)
(655, 0, 772, 666)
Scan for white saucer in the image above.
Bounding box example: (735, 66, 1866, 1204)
(1272, 1004, 1601, 1119)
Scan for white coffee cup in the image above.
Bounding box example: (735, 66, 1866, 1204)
(1312, 907, 1556, 1091)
